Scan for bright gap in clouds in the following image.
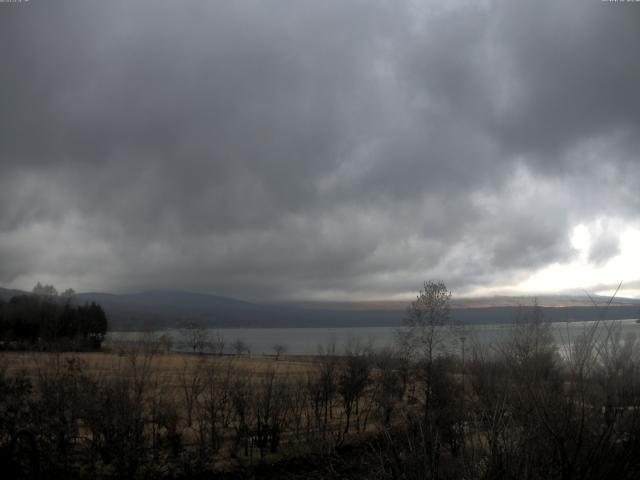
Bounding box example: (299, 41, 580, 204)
(516, 223, 640, 298)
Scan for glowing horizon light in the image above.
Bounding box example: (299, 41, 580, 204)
(515, 224, 640, 297)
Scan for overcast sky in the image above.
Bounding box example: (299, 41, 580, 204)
(1, 0, 640, 301)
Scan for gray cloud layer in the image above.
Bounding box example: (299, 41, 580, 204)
(1, 0, 639, 300)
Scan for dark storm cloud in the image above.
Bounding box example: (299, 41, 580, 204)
(493, 2, 640, 161)
(1, 0, 639, 299)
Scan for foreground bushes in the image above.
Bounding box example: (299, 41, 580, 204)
(2, 317, 640, 479)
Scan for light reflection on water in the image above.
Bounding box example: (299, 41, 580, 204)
(106, 318, 640, 356)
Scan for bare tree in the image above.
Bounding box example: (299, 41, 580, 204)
(60, 288, 76, 306)
(232, 339, 249, 356)
(211, 330, 225, 356)
(337, 347, 370, 434)
(273, 344, 288, 360)
(60, 288, 75, 298)
(181, 322, 210, 354)
(396, 280, 455, 478)
(371, 349, 406, 429)
(178, 359, 205, 427)
(32, 282, 58, 297)
(311, 343, 339, 442)
(506, 300, 555, 367)
(398, 280, 453, 362)
(158, 333, 173, 353)
(397, 281, 455, 409)
(250, 369, 290, 458)
(197, 359, 234, 456)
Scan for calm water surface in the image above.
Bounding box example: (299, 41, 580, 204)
(106, 318, 640, 355)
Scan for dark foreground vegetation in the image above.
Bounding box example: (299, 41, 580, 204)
(2, 281, 640, 479)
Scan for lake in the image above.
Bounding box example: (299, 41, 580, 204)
(106, 318, 640, 356)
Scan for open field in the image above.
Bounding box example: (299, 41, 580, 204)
(4, 314, 640, 479)
(1, 346, 396, 478)
(1, 351, 317, 379)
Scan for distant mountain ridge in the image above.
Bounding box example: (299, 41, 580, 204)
(78, 290, 252, 309)
(0, 287, 29, 301)
(2, 287, 639, 329)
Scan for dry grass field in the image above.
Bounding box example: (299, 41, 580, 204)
(4, 314, 640, 479)
(1, 346, 379, 477)
(1, 350, 316, 380)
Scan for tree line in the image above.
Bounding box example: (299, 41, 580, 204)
(0, 284, 108, 350)
(2, 281, 640, 479)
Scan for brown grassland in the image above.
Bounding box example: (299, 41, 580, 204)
(4, 286, 640, 479)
